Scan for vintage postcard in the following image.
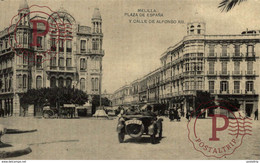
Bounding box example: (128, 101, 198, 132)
(0, 0, 259, 161)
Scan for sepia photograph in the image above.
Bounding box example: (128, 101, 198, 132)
(0, 0, 259, 161)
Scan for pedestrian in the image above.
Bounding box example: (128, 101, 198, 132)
(254, 109, 258, 120)
(186, 110, 191, 121)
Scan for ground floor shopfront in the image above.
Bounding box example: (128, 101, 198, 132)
(160, 94, 259, 118)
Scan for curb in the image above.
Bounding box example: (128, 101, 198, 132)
(0, 145, 32, 159)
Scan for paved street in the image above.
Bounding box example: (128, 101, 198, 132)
(0, 116, 259, 160)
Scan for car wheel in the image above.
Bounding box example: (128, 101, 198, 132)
(151, 134, 156, 144)
(118, 133, 125, 143)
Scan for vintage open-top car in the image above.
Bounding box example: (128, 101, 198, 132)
(116, 114, 163, 144)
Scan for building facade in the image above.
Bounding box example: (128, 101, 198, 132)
(112, 15, 259, 117)
(0, 0, 104, 116)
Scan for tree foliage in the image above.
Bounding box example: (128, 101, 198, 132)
(194, 91, 216, 116)
(91, 95, 111, 107)
(20, 87, 88, 108)
(218, 0, 247, 12)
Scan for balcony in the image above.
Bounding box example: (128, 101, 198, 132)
(0, 88, 14, 94)
(208, 53, 217, 59)
(245, 90, 256, 94)
(233, 90, 242, 94)
(46, 66, 76, 73)
(207, 71, 217, 76)
(219, 71, 230, 76)
(232, 71, 243, 76)
(246, 52, 256, 58)
(245, 70, 256, 76)
(232, 53, 243, 59)
(219, 53, 230, 59)
(219, 90, 230, 94)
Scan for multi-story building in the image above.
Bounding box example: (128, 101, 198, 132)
(0, 0, 104, 116)
(112, 14, 259, 117)
(160, 15, 259, 116)
(111, 84, 132, 106)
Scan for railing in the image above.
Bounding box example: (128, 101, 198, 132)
(208, 53, 217, 58)
(47, 66, 76, 72)
(233, 90, 241, 94)
(232, 53, 243, 58)
(245, 70, 256, 76)
(245, 89, 256, 94)
(219, 90, 230, 94)
(219, 53, 230, 58)
(219, 71, 230, 76)
(207, 71, 217, 76)
(232, 70, 243, 76)
(246, 52, 256, 58)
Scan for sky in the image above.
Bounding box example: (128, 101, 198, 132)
(1, 0, 260, 93)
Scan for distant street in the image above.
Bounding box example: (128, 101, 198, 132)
(0, 116, 259, 160)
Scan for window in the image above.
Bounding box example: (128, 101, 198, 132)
(66, 78, 72, 88)
(222, 45, 227, 56)
(209, 45, 215, 56)
(50, 38, 56, 51)
(50, 77, 56, 88)
(37, 37, 42, 48)
(220, 81, 228, 92)
(95, 78, 99, 91)
(246, 81, 254, 92)
(23, 75, 27, 88)
(197, 81, 202, 90)
(209, 61, 215, 74)
(221, 62, 227, 74)
(234, 62, 240, 74)
(80, 58, 86, 70)
(247, 61, 253, 74)
(234, 81, 240, 93)
(59, 39, 64, 52)
(18, 75, 22, 88)
(58, 57, 64, 67)
(247, 45, 254, 57)
(5, 78, 8, 92)
(58, 77, 64, 88)
(92, 39, 99, 50)
(91, 78, 94, 91)
(66, 40, 72, 52)
(185, 81, 189, 90)
(36, 76, 42, 89)
(235, 45, 240, 56)
(23, 55, 27, 65)
(36, 56, 42, 68)
(209, 81, 214, 93)
(80, 40, 86, 52)
(50, 57, 56, 66)
(66, 58, 72, 67)
(80, 78, 85, 90)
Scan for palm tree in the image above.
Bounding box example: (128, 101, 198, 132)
(218, 0, 247, 12)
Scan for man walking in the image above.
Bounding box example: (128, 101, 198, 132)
(254, 109, 258, 120)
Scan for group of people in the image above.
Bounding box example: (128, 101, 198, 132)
(117, 105, 157, 117)
(168, 108, 182, 121)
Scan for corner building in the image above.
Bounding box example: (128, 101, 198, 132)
(0, 0, 104, 116)
(160, 15, 259, 116)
